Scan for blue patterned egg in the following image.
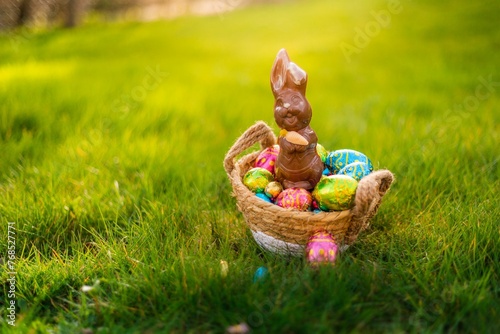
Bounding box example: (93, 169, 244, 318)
(325, 149, 373, 174)
(338, 162, 371, 181)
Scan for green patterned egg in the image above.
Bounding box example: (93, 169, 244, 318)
(312, 175, 358, 211)
(243, 167, 274, 193)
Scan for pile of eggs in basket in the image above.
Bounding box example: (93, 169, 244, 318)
(243, 145, 373, 212)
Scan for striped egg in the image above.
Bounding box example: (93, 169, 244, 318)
(338, 162, 371, 181)
(275, 187, 312, 211)
(325, 149, 373, 174)
(305, 231, 339, 266)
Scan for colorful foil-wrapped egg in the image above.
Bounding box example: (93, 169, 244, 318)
(264, 181, 283, 200)
(243, 167, 274, 193)
(275, 187, 312, 211)
(305, 231, 339, 266)
(253, 266, 269, 283)
(325, 149, 373, 174)
(312, 175, 358, 211)
(255, 192, 272, 203)
(316, 143, 328, 163)
(254, 145, 280, 175)
(338, 162, 371, 181)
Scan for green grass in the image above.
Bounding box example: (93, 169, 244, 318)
(1, 0, 499, 332)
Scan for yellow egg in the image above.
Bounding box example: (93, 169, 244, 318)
(264, 181, 283, 199)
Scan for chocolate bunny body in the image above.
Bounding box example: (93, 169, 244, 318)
(271, 49, 324, 190)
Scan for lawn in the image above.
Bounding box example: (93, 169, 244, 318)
(0, 0, 499, 332)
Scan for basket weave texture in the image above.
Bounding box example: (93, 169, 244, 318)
(224, 121, 394, 253)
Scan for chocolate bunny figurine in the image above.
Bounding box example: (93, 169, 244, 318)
(271, 49, 324, 190)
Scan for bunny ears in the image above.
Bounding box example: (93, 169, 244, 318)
(270, 49, 308, 96)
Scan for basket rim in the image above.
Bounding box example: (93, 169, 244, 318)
(224, 121, 394, 247)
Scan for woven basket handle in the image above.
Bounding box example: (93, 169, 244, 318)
(345, 170, 394, 244)
(224, 121, 277, 177)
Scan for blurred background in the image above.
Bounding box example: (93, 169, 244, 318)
(0, 0, 499, 331)
(0, 0, 274, 28)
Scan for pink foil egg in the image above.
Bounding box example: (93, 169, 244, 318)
(254, 145, 280, 175)
(275, 187, 312, 211)
(305, 231, 339, 266)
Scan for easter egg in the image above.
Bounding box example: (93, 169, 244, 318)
(338, 162, 371, 181)
(275, 187, 312, 211)
(253, 266, 269, 283)
(325, 149, 373, 174)
(316, 143, 328, 163)
(264, 181, 283, 200)
(226, 323, 250, 334)
(254, 145, 280, 175)
(255, 192, 272, 203)
(312, 175, 358, 211)
(243, 167, 274, 193)
(305, 231, 339, 266)
(220, 260, 228, 278)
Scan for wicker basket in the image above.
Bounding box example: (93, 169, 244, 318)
(224, 121, 394, 256)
